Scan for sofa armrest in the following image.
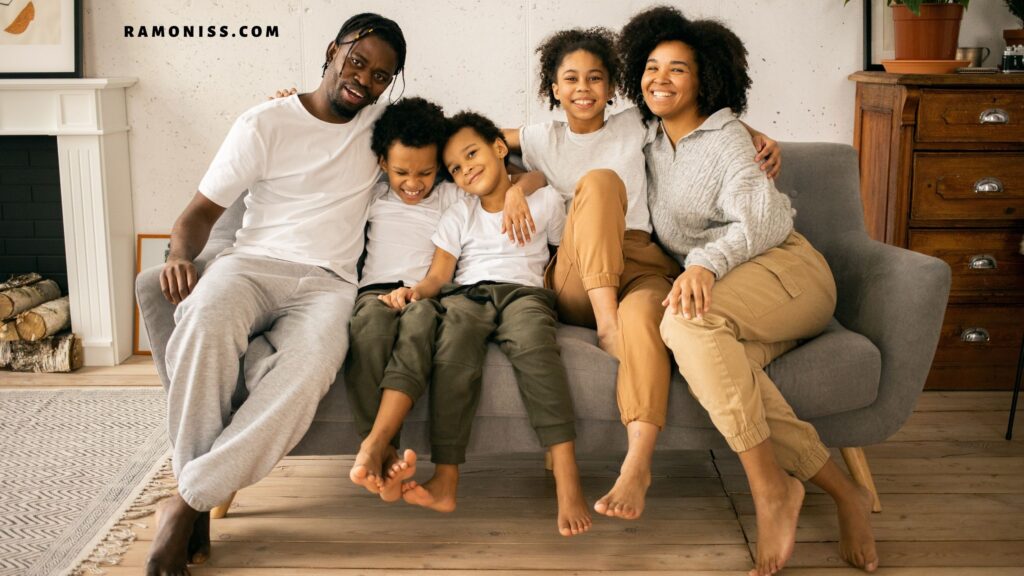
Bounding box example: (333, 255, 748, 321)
(815, 231, 951, 445)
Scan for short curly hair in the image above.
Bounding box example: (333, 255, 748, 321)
(619, 6, 750, 122)
(441, 111, 509, 177)
(535, 27, 621, 110)
(370, 97, 446, 160)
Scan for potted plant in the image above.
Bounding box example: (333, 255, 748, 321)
(1006, 0, 1024, 47)
(846, 0, 969, 60)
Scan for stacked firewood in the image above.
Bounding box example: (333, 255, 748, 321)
(0, 273, 83, 372)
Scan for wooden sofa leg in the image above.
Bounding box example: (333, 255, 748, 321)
(210, 491, 237, 519)
(840, 447, 882, 513)
(544, 449, 553, 471)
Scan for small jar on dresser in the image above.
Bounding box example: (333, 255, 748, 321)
(850, 71, 1024, 391)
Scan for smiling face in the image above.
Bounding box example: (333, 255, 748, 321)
(443, 127, 508, 198)
(324, 33, 399, 120)
(380, 142, 439, 205)
(551, 49, 612, 130)
(641, 40, 700, 122)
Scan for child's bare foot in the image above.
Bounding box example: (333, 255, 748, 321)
(146, 493, 199, 576)
(350, 438, 394, 495)
(186, 511, 210, 564)
(402, 465, 458, 513)
(379, 449, 417, 503)
(594, 463, 650, 520)
(838, 485, 879, 572)
(550, 447, 592, 537)
(749, 475, 804, 576)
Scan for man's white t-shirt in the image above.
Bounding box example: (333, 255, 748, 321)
(432, 186, 565, 288)
(519, 106, 654, 233)
(360, 181, 466, 288)
(198, 94, 386, 284)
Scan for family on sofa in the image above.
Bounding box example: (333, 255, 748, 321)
(146, 8, 879, 576)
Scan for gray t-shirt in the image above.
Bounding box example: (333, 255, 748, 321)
(520, 106, 653, 233)
(645, 108, 794, 279)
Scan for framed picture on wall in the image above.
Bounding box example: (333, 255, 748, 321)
(134, 234, 171, 356)
(0, 0, 82, 78)
(863, 0, 894, 71)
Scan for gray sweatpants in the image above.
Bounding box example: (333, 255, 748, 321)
(165, 253, 356, 511)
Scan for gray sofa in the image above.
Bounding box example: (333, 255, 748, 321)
(136, 142, 950, 481)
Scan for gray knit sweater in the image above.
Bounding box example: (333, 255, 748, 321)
(645, 108, 794, 278)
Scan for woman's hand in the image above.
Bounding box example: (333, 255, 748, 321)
(379, 287, 419, 310)
(268, 87, 298, 100)
(502, 185, 536, 246)
(663, 266, 716, 319)
(752, 133, 782, 179)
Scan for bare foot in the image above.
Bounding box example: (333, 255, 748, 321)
(838, 485, 879, 572)
(349, 439, 394, 495)
(594, 463, 650, 520)
(552, 456, 592, 536)
(146, 493, 199, 576)
(749, 475, 804, 576)
(379, 449, 417, 503)
(402, 465, 458, 513)
(186, 511, 210, 564)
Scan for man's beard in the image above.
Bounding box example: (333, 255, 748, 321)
(328, 95, 358, 121)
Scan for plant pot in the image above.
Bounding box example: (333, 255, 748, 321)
(1005, 28, 1024, 47)
(892, 4, 964, 60)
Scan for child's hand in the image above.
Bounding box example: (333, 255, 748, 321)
(379, 287, 419, 310)
(502, 185, 536, 246)
(752, 134, 782, 179)
(268, 87, 298, 100)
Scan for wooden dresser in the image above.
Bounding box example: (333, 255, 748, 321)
(850, 72, 1024, 390)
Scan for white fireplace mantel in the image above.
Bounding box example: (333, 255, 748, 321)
(0, 77, 138, 366)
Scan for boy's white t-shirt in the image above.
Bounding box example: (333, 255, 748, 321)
(519, 106, 654, 234)
(360, 181, 466, 288)
(198, 94, 385, 284)
(432, 186, 565, 288)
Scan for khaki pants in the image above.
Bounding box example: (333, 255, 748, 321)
(545, 169, 681, 427)
(660, 232, 836, 481)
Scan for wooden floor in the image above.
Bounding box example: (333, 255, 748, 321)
(2, 360, 1023, 574)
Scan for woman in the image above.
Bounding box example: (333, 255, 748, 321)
(618, 7, 878, 576)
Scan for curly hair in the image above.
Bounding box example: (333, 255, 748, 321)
(370, 97, 446, 160)
(535, 27, 621, 110)
(441, 111, 509, 177)
(619, 6, 750, 122)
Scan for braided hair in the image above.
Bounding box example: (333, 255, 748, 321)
(322, 13, 408, 102)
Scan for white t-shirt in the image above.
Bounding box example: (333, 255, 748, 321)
(520, 106, 654, 233)
(432, 186, 565, 288)
(198, 95, 386, 284)
(360, 181, 466, 288)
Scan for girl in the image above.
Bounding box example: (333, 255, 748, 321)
(618, 7, 878, 575)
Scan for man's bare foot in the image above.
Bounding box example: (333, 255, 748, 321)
(350, 438, 395, 495)
(749, 475, 804, 576)
(379, 449, 417, 503)
(186, 511, 210, 564)
(550, 449, 591, 537)
(402, 465, 458, 513)
(837, 485, 879, 572)
(146, 493, 199, 576)
(594, 463, 650, 520)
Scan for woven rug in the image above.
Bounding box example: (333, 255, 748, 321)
(0, 388, 170, 576)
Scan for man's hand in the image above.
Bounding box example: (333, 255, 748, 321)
(663, 265, 716, 319)
(502, 185, 536, 246)
(379, 287, 419, 310)
(160, 257, 198, 304)
(268, 87, 298, 100)
(753, 133, 782, 179)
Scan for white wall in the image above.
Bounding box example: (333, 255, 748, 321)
(84, 0, 1015, 232)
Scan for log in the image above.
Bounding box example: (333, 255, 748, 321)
(4, 332, 83, 373)
(15, 296, 70, 341)
(0, 279, 61, 321)
(0, 340, 10, 368)
(0, 319, 20, 342)
(0, 272, 42, 292)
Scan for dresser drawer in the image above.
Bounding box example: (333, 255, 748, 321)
(926, 305, 1024, 390)
(911, 153, 1024, 222)
(909, 229, 1024, 297)
(918, 90, 1024, 143)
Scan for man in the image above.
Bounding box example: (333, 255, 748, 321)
(147, 13, 406, 576)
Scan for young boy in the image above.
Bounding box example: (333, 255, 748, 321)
(346, 98, 542, 502)
(382, 111, 592, 537)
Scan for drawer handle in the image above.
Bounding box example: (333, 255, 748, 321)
(974, 177, 1004, 194)
(961, 328, 991, 343)
(979, 108, 1009, 124)
(968, 255, 998, 270)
